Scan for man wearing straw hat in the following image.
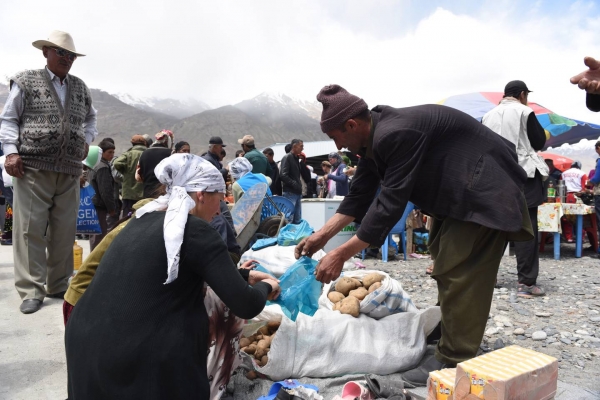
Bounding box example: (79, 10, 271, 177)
(0, 30, 97, 314)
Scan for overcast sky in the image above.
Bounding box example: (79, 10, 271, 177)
(1, 0, 599, 123)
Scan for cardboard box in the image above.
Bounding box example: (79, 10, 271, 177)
(428, 368, 456, 400)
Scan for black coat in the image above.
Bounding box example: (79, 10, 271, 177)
(337, 105, 532, 246)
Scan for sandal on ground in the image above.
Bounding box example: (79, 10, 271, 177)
(517, 283, 545, 298)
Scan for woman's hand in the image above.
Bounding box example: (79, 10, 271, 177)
(248, 270, 277, 286)
(263, 279, 281, 300)
(240, 259, 258, 270)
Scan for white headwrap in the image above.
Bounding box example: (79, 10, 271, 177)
(228, 157, 253, 180)
(136, 154, 226, 284)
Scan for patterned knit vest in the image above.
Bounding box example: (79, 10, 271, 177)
(11, 69, 91, 176)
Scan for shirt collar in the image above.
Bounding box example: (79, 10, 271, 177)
(45, 66, 68, 85)
(358, 109, 380, 159)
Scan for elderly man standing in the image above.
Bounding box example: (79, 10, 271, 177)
(295, 85, 532, 386)
(239, 135, 272, 176)
(0, 30, 97, 314)
(482, 80, 548, 298)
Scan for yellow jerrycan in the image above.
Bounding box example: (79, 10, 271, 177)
(73, 241, 83, 270)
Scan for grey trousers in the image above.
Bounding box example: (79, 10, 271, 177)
(13, 167, 79, 300)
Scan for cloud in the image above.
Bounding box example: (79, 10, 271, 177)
(0, 1, 599, 124)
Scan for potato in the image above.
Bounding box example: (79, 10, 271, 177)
(255, 334, 263, 341)
(267, 320, 281, 333)
(245, 343, 257, 355)
(246, 335, 256, 343)
(349, 287, 368, 301)
(368, 281, 382, 293)
(261, 355, 269, 366)
(335, 277, 360, 296)
(246, 370, 258, 380)
(257, 339, 270, 351)
(255, 347, 266, 360)
(258, 325, 270, 336)
(350, 277, 363, 288)
(339, 296, 360, 318)
(363, 273, 385, 289)
(240, 337, 251, 348)
(333, 301, 342, 311)
(328, 291, 345, 303)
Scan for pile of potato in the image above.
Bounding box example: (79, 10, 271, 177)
(327, 273, 385, 318)
(240, 320, 280, 369)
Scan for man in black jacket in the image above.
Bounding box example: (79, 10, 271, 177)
(295, 85, 532, 386)
(280, 139, 304, 223)
(570, 56, 600, 112)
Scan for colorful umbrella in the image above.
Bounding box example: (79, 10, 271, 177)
(438, 92, 600, 149)
(538, 152, 573, 172)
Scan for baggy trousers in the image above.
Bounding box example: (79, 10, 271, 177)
(428, 217, 507, 365)
(13, 167, 79, 300)
(513, 206, 539, 286)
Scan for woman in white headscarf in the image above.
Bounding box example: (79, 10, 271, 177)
(65, 154, 280, 400)
(229, 157, 272, 202)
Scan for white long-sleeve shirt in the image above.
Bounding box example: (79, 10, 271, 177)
(0, 67, 98, 155)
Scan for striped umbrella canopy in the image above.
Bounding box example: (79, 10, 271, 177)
(439, 92, 600, 148)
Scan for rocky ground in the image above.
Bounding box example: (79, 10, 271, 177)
(357, 244, 600, 392)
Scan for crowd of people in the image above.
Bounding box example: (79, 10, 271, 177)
(0, 29, 599, 398)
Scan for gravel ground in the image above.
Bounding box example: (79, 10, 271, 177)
(357, 243, 600, 392)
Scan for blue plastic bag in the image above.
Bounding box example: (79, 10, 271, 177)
(251, 237, 278, 251)
(76, 185, 102, 234)
(274, 257, 321, 321)
(277, 220, 314, 246)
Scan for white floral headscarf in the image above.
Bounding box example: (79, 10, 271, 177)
(136, 154, 226, 284)
(228, 157, 253, 181)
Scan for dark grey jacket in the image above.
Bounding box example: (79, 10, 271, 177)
(337, 105, 532, 247)
(280, 153, 302, 194)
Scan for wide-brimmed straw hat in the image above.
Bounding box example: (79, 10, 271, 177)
(32, 30, 85, 57)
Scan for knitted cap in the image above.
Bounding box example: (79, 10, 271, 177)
(317, 84, 368, 133)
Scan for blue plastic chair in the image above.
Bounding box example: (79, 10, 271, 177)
(362, 202, 415, 262)
(260, 195, 295, 222)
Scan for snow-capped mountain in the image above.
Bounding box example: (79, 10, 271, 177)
(112, 93, 211, 119)
(236, 92, 322, 120)
(546, 137, 600, 173)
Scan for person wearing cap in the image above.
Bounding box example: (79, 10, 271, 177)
(65, 154, 280, 399)
(482, 80, 548, 298)
(324, 152, 349, 197)
(138, 130, 174, 198)
(0, 30, 98, 314)
(238, 134, 272, 176)
(295, 84, 532, 386)
(202, 136, 228, 180)
(113, 135, 147, 218)
(570, 56, 600, 112)
(280, 139, 305, 223)
(88, 140, 117, 251)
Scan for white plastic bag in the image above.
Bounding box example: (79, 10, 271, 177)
(318, 270, 418, 319)
(240, 245, 326, 277)
(256, 307, 441, 380)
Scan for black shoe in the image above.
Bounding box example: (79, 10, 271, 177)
(20, 299, 42, 314)
(47, 291, 66, 299)
(366, 374, 408, 399)
(401, 353, 456, 387)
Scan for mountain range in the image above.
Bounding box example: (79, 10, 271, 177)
(0, 83, 323, 158)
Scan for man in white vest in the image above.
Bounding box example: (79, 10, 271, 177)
(483, 80, 548, 298)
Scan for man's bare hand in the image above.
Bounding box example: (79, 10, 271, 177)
(314, 250, 345, 284)
(570, 56, 600, 94)
(82, 143, 89, 161)
(295, 231, 329, 259)
(5, 154, 24, 178)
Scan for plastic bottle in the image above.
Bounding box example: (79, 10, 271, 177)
(547, 181, 556, 203)
(557, 180, 565, 203)
(73, 241, 83, 270)
(510, 289, 517, 303)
